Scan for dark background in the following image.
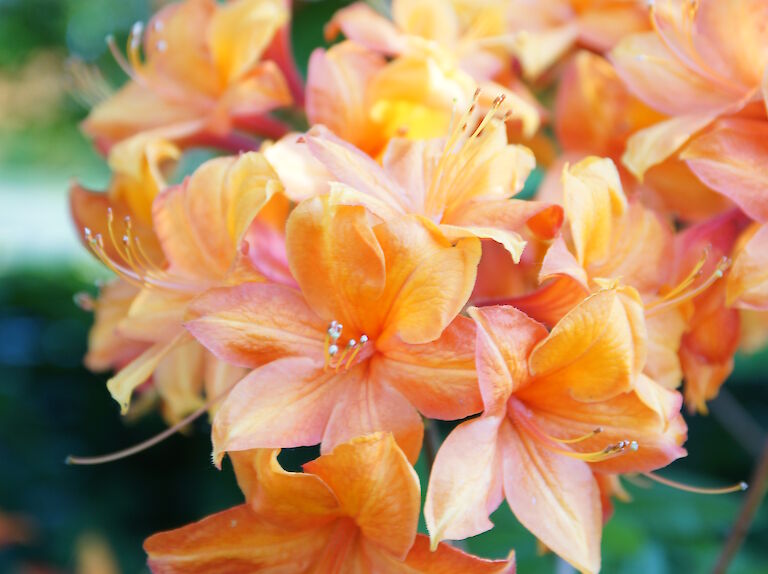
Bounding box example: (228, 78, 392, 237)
(0, 1, 766, 572)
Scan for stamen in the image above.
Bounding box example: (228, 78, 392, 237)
(345, 334, 367, 369)
(544, 427, 603, 445)
(646, 256, 730, 317)
(335, 339, 356, 372)
(74, 292, 96, 311)
(643, 472, 747, 495)
(65, 380, 238, 466)
(549, 440, 638, 463)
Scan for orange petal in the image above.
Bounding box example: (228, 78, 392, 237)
(425, 416, 504, 546)
(211, 357, 346, 467)
(153, 152, 281, 280)
(681, 118, 768, 222)
(153, 338, 205, 424)
(203, 355, 247, 414)
(529, 288, 646, 402)
(262, 132, 332, 202)
(322, 371, 424, 464)
(728, 223, 768, 309)
(325, 2, 407, 54)
(644, 310, 686, 390)
(392, 0, 459, 45)
(305, 433, 420, 559)
(186, 282, 325, 368)
(469, 305, 548, 414)
(306, 42, 387, 152)
(207, 0, 288, 83)
(286, 195, 387, 337)
(230, 449, 339, 529)
(373, 315, 481, 420)
(499, 422, 601, 574)
(366, 534, 516, 573)
(144, 504, 329, 573)
(512, 24, 579, 80)
(679, 345, 733, 415)
(374, 215, 481, 344)
(539, 235, 589, 289)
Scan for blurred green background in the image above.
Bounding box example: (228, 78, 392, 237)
(0, 1, 766, 572)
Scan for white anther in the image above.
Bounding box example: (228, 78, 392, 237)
(153, 20, 164, 32)
(629, 441, 639, 452)
(328, 344, 339, 356)
(156, 40, 167, 52)
(347, 339, 357, 348)
(359, 334, 369, 344)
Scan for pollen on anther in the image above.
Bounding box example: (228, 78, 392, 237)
(629, 441, 639, 452)
(359, 334, 369, 344)
(328, 344, 339, 356)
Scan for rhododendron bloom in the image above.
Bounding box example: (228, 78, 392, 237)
(187, 194, 482, 464)
(145, 433, 515, 573)
(426, 292, 686, 573)
(83, 0, 293, 154)
(84, 152, 287, 421)
(611, 0, 768, 180)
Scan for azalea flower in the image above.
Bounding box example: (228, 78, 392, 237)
(425, 292, 686, 573)
(81, 152, 287, 422)
(145, 433, 515, 573)
(82, 0, 294, 155)
(187, 194, 482, 464)
(610, 0, 768, 180)
(268, 104, 562, 264)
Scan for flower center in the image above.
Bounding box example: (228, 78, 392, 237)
(323, 320, 370, 372)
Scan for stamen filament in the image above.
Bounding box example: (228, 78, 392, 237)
(545, 427, 603, 445)
(643, 472, 748, 495)
(646, 256, 730, 317)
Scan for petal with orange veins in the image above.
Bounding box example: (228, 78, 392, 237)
(425, 416, 504, 547)
(322, 370, 424, 464)
(306, 43, 387, 151)
(325, 2, 407, 54)
(153, 152, 281, 280)
(373, 315, 480, 420)
(375, 216, 481, 345)
(305, 433, 420, 559)
(365, 535, 516, 573)
(286, 196, 387, 337)
(144, 504, 330, 573)
(208, 0, 288, 84)
(728, 223, 768, 309)
(469, 305, 548, 414)
(610, 32, 740, 117)
(681, 119, 768, 222)
(211, 357, 347, 467)
(230, 450, 339, 529)
(562, 156, 627, 268)
(499, 422, 601, 574)
(186, 282, 325, 368)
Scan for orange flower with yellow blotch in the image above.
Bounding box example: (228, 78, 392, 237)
(83, 0, 294, 155)
(426, 292, 686, 573)
(186, 194, 482, 464)
(268, 107, 562, 264)
(145, 433, 515, 573)
(83, 152, 288, 422)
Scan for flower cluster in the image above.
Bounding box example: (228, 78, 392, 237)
(69, 1, 765, 572)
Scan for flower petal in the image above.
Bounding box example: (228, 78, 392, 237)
(325, 2, 407, 55)
(153, 338, 205, 424)
(425, 416, 504, 546)
(499, 422, 601, 574)
(305, 433, 420, 559)
(728, 223, 768, 309)
(144, 504, 329, 573)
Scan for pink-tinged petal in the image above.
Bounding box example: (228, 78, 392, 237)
(306, 42, 386, 151)
(219, 60, 292, 118)
(539, 235, 589, 289)
(679, 346, 733, 415)
(286, 196, 387, 337)
(439, 224, 527, 265)
(106, 331, 190, 414)
(425, 416, 504, 547)
(728, 223, 768, 309)
(375, 216, 481, 345)
(610, 32, 741, 117)
(186, 282, 325, 368)
(451, 199, 564, 242)
(243, 217, 295, 288)
(644, 310, 686, 390)
(499, 422, 601, 574)
(512, 24, 579, 81)
(262, 133, 332, 203)
(144, 504, 329, 573)
(392, 0, 459, 45)
(322, 371, 423, 464)
(211, 357, 347, 467)
(304, 126, 408, 214)
(203, 355, 248, 413)
(306, 433, 420, 558)
(230, 449, 339, 530)
(529, 288, 647, 402)
(468, 306, 548, 414)
(324, 2, 407, 55)
(681, 118, 768, 222)
(622, 112, 722, 180)
(576, 5, 648, 53)
(373, 315, 480, 420)
(502, 276, 588, 328)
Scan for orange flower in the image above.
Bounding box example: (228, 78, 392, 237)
(82, 0, 293, 154)
(425, 292, 686, 573)
(145, 433, 515, 573)
(610, 0, 768, 179)
(187, 194, 482, 464)
(269, 108, 562, 264)
(82, 152, 287, 422)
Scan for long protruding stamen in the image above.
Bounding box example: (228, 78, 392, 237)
(646, 256, 730, 317)
(643, 472, 748, 495)
(65, 381, 238, 466)
(550, 440, 639, 463)
(651, 248, 709, 305)
(545, 427, 603, 445)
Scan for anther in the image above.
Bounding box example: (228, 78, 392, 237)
(328, 344, 339, 356)
(74, 292, 96, 311)
(643, 472, 748, 495)
(156, 40, 167, 52)
(359, 335, 368, 344)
